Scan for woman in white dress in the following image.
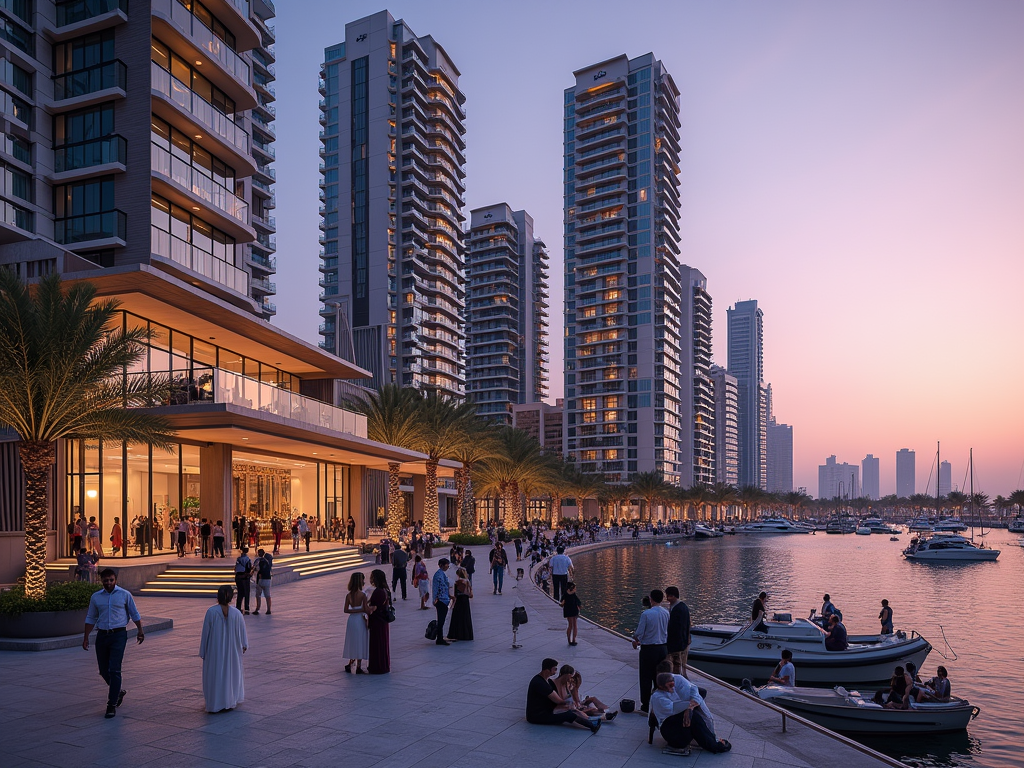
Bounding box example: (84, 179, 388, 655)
(343, 571, 370, 673)
(199, 585, 248, 713)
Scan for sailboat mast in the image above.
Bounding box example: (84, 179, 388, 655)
(969, 448, 975, 543)
(937, 441, 941, 516)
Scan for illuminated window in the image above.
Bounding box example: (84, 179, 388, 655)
(581, 451, 597, 461)
(604, 410, 619, 422)
(605, 450, 619, 460)
(639, 188, 647, 201)
(582, 411, 597, 423)
(605, 290, 622, 300)
(582, 398, 597, 410)
(604, 396, 619, 409)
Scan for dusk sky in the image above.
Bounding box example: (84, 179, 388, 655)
(269, 1, 1024, 497)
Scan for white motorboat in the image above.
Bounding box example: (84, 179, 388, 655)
(861, 517, 901, 535)
(1008, 517, 1024, 533)
(1017, 538, 1024, 548)
(933, 518, 968, 533)
(908, 517, 934, 532)
(747, 684, 979, 734)
(903, 533, 999, 561)
(736, 517, 811, 534)
(825, 518, 857, 534)
(693, 523, 724, 539)
(855, 526, 871, 535)
(688, 616, 931, 686)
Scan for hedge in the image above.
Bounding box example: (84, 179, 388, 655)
(447, 534, 491, 545)
(0, 581, 102, 617)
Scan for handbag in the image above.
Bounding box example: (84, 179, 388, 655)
(512, 606, 528, 625)
(383, 595, 396, 623)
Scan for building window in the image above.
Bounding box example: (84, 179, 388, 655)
(151, 38, 237, 117)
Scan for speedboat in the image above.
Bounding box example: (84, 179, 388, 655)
(862, 517, 901, 535)
(746, 684, 979, 734)
(688, 616, 931, 686)
(933, 518, 968, 533)
(1008, 517, 1024, 533)
(855, 526, 871, 535)
(736, 517, 812, 534)
(903, 534, 1000, 562)
(693, 523, 724, 539)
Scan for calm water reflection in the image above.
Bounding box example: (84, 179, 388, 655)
(573, 529, 1021, 768)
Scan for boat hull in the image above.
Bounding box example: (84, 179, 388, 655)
(753, 686, 978, 734)
(905, 550, 999, 561)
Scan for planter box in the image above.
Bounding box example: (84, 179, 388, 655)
(0, 608, 88, 639)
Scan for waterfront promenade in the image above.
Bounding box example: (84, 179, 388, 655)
(0, 546, 895, 768)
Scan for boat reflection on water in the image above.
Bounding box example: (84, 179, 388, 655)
(857, 729, 980, 768)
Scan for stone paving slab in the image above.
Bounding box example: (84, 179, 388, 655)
(0, 548, 896, 768)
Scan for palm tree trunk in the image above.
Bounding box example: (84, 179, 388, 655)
(387, 462, 403, 539)
(423, 460, 440, 535)
(456, 467, 476, 534)
(501, 484, 518, 530)
(550, 493, 561, 527)
(19, 441, 54, 600)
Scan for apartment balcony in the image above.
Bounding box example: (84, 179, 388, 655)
(151, 61, 254, 174)
(0, 199, 34, 242)
(250, 276, 276, 294)
(245, 250, 275, 271)
(252, 139, 275, 160)
(52, 134, 127, 179)
(251, 106, 276, 134)
(52, 60, 127, 108)
(54, 209, 126, 247)
(51, 0, 128, 37)
(251, 212, 275, 231)
(261, 300, 276, 315)
(151, 226, 248, 296)
(152, 0, 255, 107)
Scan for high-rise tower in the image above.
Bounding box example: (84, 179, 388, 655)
(710, 365, 739, 486)
(862, 454, 880, 500)
(727, 300, 766, 489)
(896, 448, 916, 497)
(563, 54, 682, 485)
(680, 267, 715, 487)
(318, 11, 467, 396)
(465, 203, 549, 424)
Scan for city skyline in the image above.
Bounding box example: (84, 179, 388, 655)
(269, 1, 1024, 495)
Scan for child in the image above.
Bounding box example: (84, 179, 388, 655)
(560, 581, 582, 646)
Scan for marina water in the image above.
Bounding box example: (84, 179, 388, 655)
(574, 529, 1020, 767)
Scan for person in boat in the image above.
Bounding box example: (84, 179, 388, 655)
(879, 599, 894, 635)
(651, 673, 732, 754)
(767, 649, 795, 686)
(908, 666, 951, 704)
(824, 614, 848, 651)
(820, 594, 836, 624)
(751, 591, 768, 632)
(884, 665, 909, 707)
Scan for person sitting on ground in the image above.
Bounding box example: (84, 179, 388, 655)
(767, 649, 796, 686)
(549, 665, 617, 720)
(526, 658, 601, 734)
(824, 614, 848, 651)
(651, 673, 731, 755)
(569, 670, 615, 718)
(907, 665, 950, 705)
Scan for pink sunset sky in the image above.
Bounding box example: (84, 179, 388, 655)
(268, 1, 1024, 497)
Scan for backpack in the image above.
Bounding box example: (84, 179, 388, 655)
(424, 619, 438, 640)
(234, 556, 251, 575)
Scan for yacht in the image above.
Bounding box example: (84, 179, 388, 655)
(736, 517, 812, 534)
(933, 518, 968, 533)
(861, 517, 901, 535)
(1008, 517, 1024, 533)
(908, 517, 934, 533)
(903, 533, 1000, 562)
(825, 518, 857, 534)
(693, 523, 724, 539)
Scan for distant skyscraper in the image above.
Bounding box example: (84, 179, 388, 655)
(862, 454, 880, 500)
(513, 399, 564, 456)
(939, 460, 953, 497)
(818, 456, 859, 500)
(319, 11, 467, 396)
(680, 267, 715, 487)
(767, 421, 793, 493)
(465, 204, 550, 424)
(563, 53, 683, 484)
(728, 300, 766, 489)
(896, 448, 916, 498)
(710, 365, 739, 487)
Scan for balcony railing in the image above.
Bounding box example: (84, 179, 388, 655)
(151, 61, 249, 154)
(0, 199, 33, 232)
(53, 60, 127, 101)
(155, 0, 250, 86)
(54, 135, 127, 173)
(151, 226, 248, 295)
(151, 143, 248, 224)
(55, 210, 126, 244)
(55, 0, 127, 26)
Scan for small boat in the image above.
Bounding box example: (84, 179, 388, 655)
(746, 684, 979, 734)
(688, 616, 931, 686)
(855, 526, 871, 535)
(736, 517, 812, 534)
(1017, 538, 1024, 548)
(890, 536, 900, 542)
(933, 518, 968, 533)
(862, 517, 902, 535)
(908, 517, 934, 532)
(903, 533, 1000, 562)
(825, 518, 857, 534)
(1009, 517, 1024, 534)
(693, 523, 724, 539)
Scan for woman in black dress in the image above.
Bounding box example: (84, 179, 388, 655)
(446, 567, 474, 641)
(560, 581, 582, 646)
(367, 569, 391, 673)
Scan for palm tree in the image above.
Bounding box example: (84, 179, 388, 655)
(449, 417, 499, 534)
(946, 490, 968, 518)
(737, 485, 765, 522)
(708, 482, 737, 523)
(347, 384, 425, 538)
(629, 471, 669, 523)
(540, 454, 576, 526)
(475, 427, 547, 528)
(686, 484, 710, 521)
(783, 490, 811, 521)
(0, 272, 174, 599)
(416, 392, 477, 534)
(1009, 490, 1024, 520)
(569, 470, 605, 522)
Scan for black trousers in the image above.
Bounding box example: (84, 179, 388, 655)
(234, 575, 250, 611)
(95, 629, 127, 707)
(392, 567, 407, 599)
(660, 708, 724, 752)
(213, 537, 224, 557)
(552, 573, 569, 602)
(435, 600, 449, 644)
(638, 643, 668, 710)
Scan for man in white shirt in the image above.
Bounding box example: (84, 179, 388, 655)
(651, 673, 731, 754)
(631, 589, 670, 713)
(548, 546, 573, 602)
(768, 649, 796, 686)
(83, 569, 144, 718)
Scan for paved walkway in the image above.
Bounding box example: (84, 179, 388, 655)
(1, 550, 895, 768)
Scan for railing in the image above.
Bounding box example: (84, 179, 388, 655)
(0, 14, 32, 55)
(54, 135, 127, 173)
(155, 0, 250, 86)
(248, 251, 276, 270)
(55, 210, 126, 244)
(0, 199, 33, 232)
(152, 61, 249, 154)
(151, 143, 248, 223)
(55, 0, 127, 26)
(54, 60, 126, 101)
(151, 226, 248, 295)
(1, 0, 31, 24)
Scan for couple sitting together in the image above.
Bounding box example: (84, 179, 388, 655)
(526, 658, 618, 734)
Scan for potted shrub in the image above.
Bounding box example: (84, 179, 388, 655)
(0, 581, 101, 638)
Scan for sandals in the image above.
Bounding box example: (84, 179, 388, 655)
(344, 663, 352, 674)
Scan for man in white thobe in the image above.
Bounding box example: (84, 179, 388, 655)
(199, 585, 248, 713)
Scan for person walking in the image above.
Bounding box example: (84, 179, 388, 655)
(82, 569, 144, 719)
(549, 546, 574, 602)
(211, 520, 225, 558)
(271, 517, 283, 555)
(298, 514, 311, 552)
(176, 517, 189, 558)
(199, 518, 211, 558)
(199, 585, 247, 713)
(87, 516, 102, 556)
(234, 547, 253, 614)
(446, 567, 474, 642)
(343, 572, 370, 674)
(412, 554, 430, 610)
(346, 515, 356, 545)
(367, 569, 391, 673)
(489, 542, 510, 595)
(560, 581, 582, 646)
(391, 545, 409, 600)
(252, 548, 273, 615)
(665, 586, 691, 678)
(432, 558, 453, 645)
(110, 517, 123, 556)
(632, 588, 670, 714)
(462, 549, 476, 584)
